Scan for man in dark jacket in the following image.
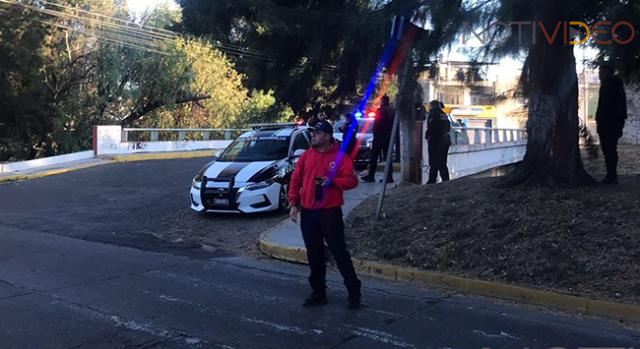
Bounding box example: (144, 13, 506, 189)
(289, 120, 362, 309)
(596, 63, 627, 184)
(425, 100, 451, 184)
(361, 95, 395, 183)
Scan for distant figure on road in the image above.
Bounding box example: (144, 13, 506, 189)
(361, 95, 395, 183)
(596, 63, 627, 185)
(425, 100, 451, 184)
(288, 120, 362, 309)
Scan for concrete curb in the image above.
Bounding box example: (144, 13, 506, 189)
(258, 230, 640, 324)
(100, 150, 215, 162)
(0, 162, 109, 184)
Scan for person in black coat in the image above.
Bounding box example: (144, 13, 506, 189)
(596, 63, 627, 184)
(425, 100, 451, 184)
(361, 95, 395, 183)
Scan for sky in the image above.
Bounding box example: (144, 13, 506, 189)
(128, 0, 177, 15)
(124, 0, 596, 80)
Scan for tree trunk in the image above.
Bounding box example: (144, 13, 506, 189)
(396, 59, 421, 184)
(507, 42, 594, 186)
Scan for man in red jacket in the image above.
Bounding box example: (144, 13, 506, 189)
(289, 120, 362, 309)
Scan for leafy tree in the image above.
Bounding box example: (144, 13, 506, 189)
(476, 0, 640, 186)
(0, 4, 52, 161)
(1, 0, 279, 160)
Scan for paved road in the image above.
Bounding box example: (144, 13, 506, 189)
(0, 158, 285, 256)
(0, 160, 638, 348)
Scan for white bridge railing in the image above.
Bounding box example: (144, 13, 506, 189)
(121, 128, 250, 142)
(423, 125, 528, 183)
(94, 126, 249, 156)
(450, 127, 528, 146)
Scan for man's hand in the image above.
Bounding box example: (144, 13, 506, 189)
(289, 206, 299, 223)
(320, 176, 332, 187)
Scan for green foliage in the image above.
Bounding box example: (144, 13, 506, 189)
(177, 0, 468, 114)
(0, 0, 291, 161)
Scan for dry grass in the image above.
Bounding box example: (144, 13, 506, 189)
(346, 145, 640, 304)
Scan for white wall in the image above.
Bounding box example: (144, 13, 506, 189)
(0, 151, 95, 174)
(421, 122, 527, 184)
(1, 126, 235, 174)
(421, 142, 526, 184)
(620, 86, 640, 145)
(94, 126, 232, 156)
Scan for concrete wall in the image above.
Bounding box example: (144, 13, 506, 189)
(444, 142, 526, 179)
(1, 126, 235, 175)
(620, 86, 640, 145)
(0, 151, 95, 174)
(421, 124, 527, 184)
(93, 126, 232, 156)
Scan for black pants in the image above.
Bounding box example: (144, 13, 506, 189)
(300, 207, 360, 293)
(427, 141, 450, 183)
(599, 133, 619, 178)
(367, 138, 393, 181)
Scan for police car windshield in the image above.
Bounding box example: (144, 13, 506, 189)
(218, 137, 289, 162)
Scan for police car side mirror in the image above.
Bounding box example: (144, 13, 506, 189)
(290, 149, 305, 160)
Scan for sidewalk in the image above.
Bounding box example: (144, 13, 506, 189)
(259, 172, 399, 262)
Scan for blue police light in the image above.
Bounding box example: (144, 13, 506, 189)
(354, 111, 363, 118)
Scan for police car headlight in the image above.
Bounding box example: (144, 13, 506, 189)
(192, 171, 204, 189)
(245, 182, 271, 191)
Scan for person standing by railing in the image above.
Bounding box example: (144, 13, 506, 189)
(596, 63, 627, 185)
(425, 100, 451, 184)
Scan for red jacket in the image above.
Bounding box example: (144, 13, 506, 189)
(288, 142, 358, 210)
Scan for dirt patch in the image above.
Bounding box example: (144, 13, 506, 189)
(150, 209, 287, 258)
(345, 145, 640, 304)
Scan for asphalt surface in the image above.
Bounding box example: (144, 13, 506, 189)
(0, 159, 639, 348)
(0, 158, 286, 257)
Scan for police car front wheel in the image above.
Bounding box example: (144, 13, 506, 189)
(278, 184, 290, 212)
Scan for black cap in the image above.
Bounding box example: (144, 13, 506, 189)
(310, 120, 333, 135)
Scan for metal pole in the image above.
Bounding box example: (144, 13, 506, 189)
(375, 113, 400, 221)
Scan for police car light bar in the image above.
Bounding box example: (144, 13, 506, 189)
(249, 122, 300, 130)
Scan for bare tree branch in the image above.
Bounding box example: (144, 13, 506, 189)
(120, 94, 211, 126)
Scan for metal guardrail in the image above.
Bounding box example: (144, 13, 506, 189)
(451, 127, 527, 146)
(121, 128, 251, 142)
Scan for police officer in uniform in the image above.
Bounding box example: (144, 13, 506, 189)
(425, 100, 451, 184)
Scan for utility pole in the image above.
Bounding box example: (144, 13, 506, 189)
(375, 16, 423, 220)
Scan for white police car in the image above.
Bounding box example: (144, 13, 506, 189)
(190, 123, 311, 214)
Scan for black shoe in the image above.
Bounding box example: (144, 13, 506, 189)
(347, 293, 361, 309)
(601, 177, 619, 185)
(360, 175, 375, 183)
(303, 292, 328, 307)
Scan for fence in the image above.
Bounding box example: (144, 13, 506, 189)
(121, 128, 249, 143)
